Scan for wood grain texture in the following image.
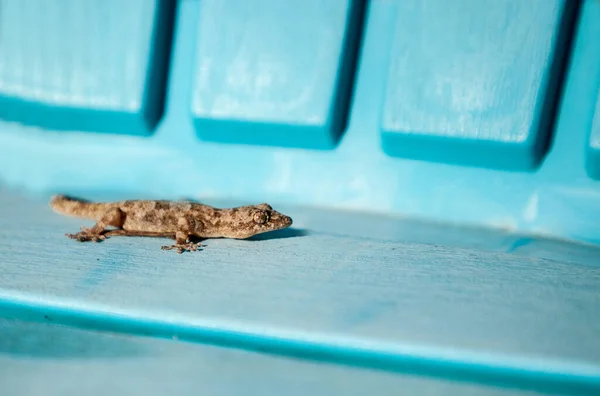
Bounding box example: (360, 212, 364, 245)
(1, 318, 554, 396)
(0, 190, 599, 393)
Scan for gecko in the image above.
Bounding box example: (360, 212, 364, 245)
(49, 195, 293, 253)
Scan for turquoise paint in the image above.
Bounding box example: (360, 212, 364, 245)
(0, 0, 598, 242)
(3, 318, 575, 396)
(380, 0, 579, 171)
(0, 0, 175, 136)
(505, 237, 535, 253)
(0, 190, 599, 394)
(190, 0, 365, 149)
(583, 0, 600, 179)
(0, 1, 600, 393)
(1, 301, 599, 395)
(588, 95, 600, 179)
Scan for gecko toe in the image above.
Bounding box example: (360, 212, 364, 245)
(67, 232, 104, 243)
(161, 242, 202, 253)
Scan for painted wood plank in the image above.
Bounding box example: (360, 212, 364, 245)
(1, 318, 559, 396)
(190, 0, 364, 149)
(0, 0, 174, 136)
(0, 189, 599, 393)
(380, 0, 576, 171)
(1, 1, 600, 245)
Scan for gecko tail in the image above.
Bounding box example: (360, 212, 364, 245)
(49, 194, 105, 219)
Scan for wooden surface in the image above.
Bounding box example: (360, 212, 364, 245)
(0, 189, 599, 394)
(1, 317, 560, 396)
(1, 0, 600, 246)
(0, 1, 599, 394)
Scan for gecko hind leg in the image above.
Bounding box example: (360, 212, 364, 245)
(67, 208, 124, 243)
(161, 231, 202, 253)
(161, 217, 204, 253)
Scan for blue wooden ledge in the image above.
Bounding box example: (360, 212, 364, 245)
(6, 317, 587, 396)
(0, 189, 599, 395)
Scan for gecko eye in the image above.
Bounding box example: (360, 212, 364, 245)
(253, 210, 268, 224)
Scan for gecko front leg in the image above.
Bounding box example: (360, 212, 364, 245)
(161, 216, 204, 254)
(67, 208, 124, 242)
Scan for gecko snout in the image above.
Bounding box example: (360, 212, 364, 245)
(272, 213, 292, 228)
(282, 215, 293, 227)
(267, 211, 293, 231)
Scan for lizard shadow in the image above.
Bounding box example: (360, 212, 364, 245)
(248, 228, 310, 241)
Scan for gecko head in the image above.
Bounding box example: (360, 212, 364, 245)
(223, 203, 293, 239)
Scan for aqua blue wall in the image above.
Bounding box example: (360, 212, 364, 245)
(0, 0, 599, 243)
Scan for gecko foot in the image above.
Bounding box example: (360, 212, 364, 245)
(66, 231, 106, 243)
(161, 242, 202, 254)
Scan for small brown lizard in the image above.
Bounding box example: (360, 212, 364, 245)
(50, 195, 293, 253)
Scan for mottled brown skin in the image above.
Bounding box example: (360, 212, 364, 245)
(49, 195, 293, 253)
